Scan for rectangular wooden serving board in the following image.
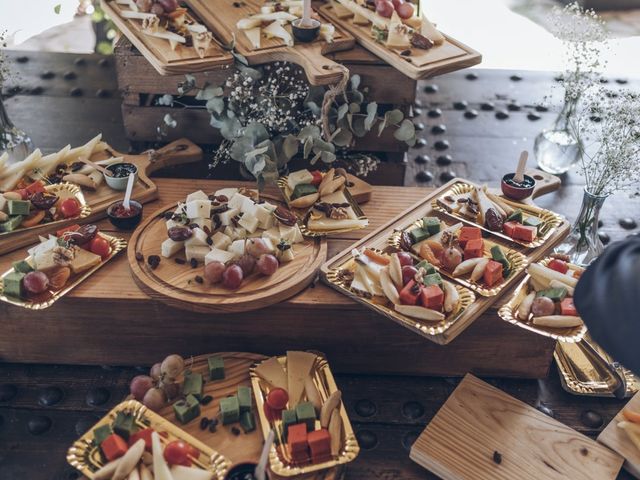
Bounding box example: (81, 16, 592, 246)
(101, 0, 234, 75)
(598, 392, 640, 478)
(410, 374, 624, 480)
(185, 0, 356, 85)
(320, 177, 569, 345)
(318, 1, 481, 80)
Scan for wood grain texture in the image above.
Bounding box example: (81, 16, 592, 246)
(410, 374, 624, 480)
(599, 392, 640, 478)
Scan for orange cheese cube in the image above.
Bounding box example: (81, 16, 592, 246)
(483, 260, 503, 287)
(464, 238, 484, 259)
(420, 285, 444, 310)
(458, 226, 482, 248)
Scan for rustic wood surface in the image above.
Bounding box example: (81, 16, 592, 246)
(599, 392, 640, 478)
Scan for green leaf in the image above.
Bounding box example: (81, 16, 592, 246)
(206, 97, 225, 114)
(283, 135, 299, 159)
(364, 102, 378, 131)
(298, 125, 321, 141)
(209, 113, 224, 129)
(312, 138, 335, 154)
(385, 109, 404, 125)
(320, 151, 336, 164)
(230, 136, 255, 161)
(244, 122, 270, 144)
(350, 74, 361, 91)
(351, 116, 367, 138)
(349, 102, 361, 114)
(220, 116, 242, 140)
(185, 74, 196, 85)
(237, 63, 262, 81)
(54, 4, 61, 14)
(309, 151, 322, 165)
(337, 103, 349, 121)
(349, 90, 364, 104)
(332, 128, 353, 147)
(394, 119, 416, 142)
(303, 137, 313, 159)
(196, 85, 224, 101)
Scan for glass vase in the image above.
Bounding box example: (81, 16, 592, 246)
(534, 90, 581, 175)
(555, 188, 608, 267)
(0, 96, 32, 162)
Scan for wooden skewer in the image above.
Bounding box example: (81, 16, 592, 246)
(513, 151, 528, 184)
(79, 156, 113, 176)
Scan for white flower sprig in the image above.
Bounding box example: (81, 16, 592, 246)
(0, 30, 10, 90)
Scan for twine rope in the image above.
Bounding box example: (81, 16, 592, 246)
(321, 64, 350, 142)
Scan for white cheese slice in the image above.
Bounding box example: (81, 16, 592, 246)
(205, 248, 236, 265)
(237, 18, 262, 30)
(186, 190, 209, 203)
(352, 12, 369, 25)
(421, 13, 445, 45)
(166, 219, 183, 230)
(191, 217, 212, 231)
(174, 202, 187, 215)
(218, 207, 239, 226)
(278, 247, 295, 263)
(244, 27, 261, 49)
(386, 11, 411, 49)
(211, 232, 232, 250)
(286, 351, 317, 407)
(262, 202, 277, 212)
(214, 187, 238, 200)
(263, 21, 293, 47)
(171, 464, 214, 480)
(308, 217, 369, 231)
(28, 237, 58, 257)
(238, 214, 259, 234)
(262, 227, 281, 243)
(254, 357, 288, 390)
(261, 238, 276, 253)
(185, 245, 210, 263)
(229, 193, 250, 211)
(228, 239, 246, 258)
(185, 200, 211, 219)
(185, 228, 209, 247)
(251, 11, 297, 22)
(259, 214, 275, 230)
(253, 204, 271, 225)
(241, 197, 257, 216)
(161, 238, 183, 258)
(152, 432, 174, 480)
(287, 169, 313, 191)
(224, 225, 247, 241)
(279, 224, 304, 244)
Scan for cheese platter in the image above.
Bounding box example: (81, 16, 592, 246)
(598, 392, 640, 478)
(0, 136, 203, 256)
(184, 0, 356, 85)
(0, 224, 126, 310)
(319, 0, 481, 80)
(101, 0, 234, 75)
(128, 187, 327, 313)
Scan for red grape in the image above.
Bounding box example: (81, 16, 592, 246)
(161, 381, 181, 401)
(204, 261, 225, 284)
(233, 254, 255, 276)
(246, 238, 272, 257)
(158, 0, 178, 12)
(401, 265, 418, 285)
(440, 246, 463, 271)
(135, 0, 153, 12)
(391, 0, 404, 9)
(266, 388, 289, 410)
(256, 254, 279, 276)
(142, 387, 167, 412)
(396, 252, 413, 267)
(396, 1, 415, 19)
(23, 271, 49, 295)
(376, 0, 394, 18)
(150, 3, 164, 15)
(150, 363, 162, 381)
(130, 375, 155, 401)
(161, 354, 185, 380)
(222, 264, 244, 289)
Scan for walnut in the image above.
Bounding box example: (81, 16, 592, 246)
(329, 207, 349, 220)
(53, 246, 75, 266)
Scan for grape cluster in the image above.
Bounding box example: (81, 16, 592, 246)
(129, 354, 186, 412)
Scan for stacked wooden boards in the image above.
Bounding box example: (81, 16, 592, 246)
(599, 392, 640, 478)
(411, 374, 623, 480)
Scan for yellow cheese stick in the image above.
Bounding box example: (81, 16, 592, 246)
(532, 315, 583, 328)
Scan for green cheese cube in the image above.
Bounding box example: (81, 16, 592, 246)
(409, 227, 430, 244)
(282, 409, 297, 440)
(524, 216, 544, 230)
(183, 372, 203, 400)
(93, 424, 113, 446)
(3, 271, 25, 299)
(112, 412, 137, 440)
(7, 200, 30, 216)
(536, 287, 568, 303)
(490, 245, 511, 278)
(416, 260, 436, 275)
(506, 209, 524, 223)
(207, 356, 225, 381)
(295, 401, 316, 432)
(220, 395, 240, 425)
(240, 411, 256, 433)
(422, 217, 441, 236)
(12, 260, 33, 274)
(237, 386, 252, 414)
(0, 215, 24, 233)
(423, 273, 443, 288)
(291, 183, 317, 200)
(173, 394, 201, 425)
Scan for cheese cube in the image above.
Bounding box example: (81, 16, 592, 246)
(261, 238, 275, 253)
(185, 245, 210, 263)
(211, 232, 231, 250)
(174, 203, 187, 215)
(238, 214, 259, 234)
(259, 214, 275, 230)
(241, 197, 257, 216)
(228, 193, 250, 211)
(186, 190, 209, 203)
(262, 227, 281, 243)
(280, 224, 303, 244)
(161, 238, 183, 258)
(0, 195, 7, 212)
(191, 217, 212, 231)
(287, 169, 313, 191)
(278, 246, 295, 263)
(205, 248, 236, 265)
(166, 219, 181, 230)
(218, 208, 239, 226)
(228, 239, 246, 258)
(214, 187, 238, 200)
(224, 226, 247, 240)
(185, 228, 209, 247)
(185, 200, 211, 219)
(262, 202, 277, 213)
(254, 204, 271, 224)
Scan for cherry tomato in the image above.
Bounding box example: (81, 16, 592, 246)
(89, 236, 111, 258)
(17, 188, 29, 200)
(163, 440, 193, 467)
(309, 170, 323, 186)
(60, 198, 81, 218)
(266, 387, 289, 411)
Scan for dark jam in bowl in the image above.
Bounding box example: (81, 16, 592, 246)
(107, 162, 137, 178)
(503, 173, 535, 189)
(107, 200, 143, 230)
(110, 201, 141, 218)
(225, 463, 261, 480)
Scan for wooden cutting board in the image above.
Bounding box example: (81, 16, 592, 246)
(1, 138, 202, 257)
(102, 0, 234, 75)
(598, 392, 640, 478)
(411, 374, 623, 480)
(318, 2, 481, 80)
(185, 0, 355, 85)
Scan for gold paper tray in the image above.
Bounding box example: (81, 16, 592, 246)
(67, 399, 231, 479)
(250, 353, 360, 477)
(388, 215, 528, 297)
(0, 231, 126, 309)
(433, 180, 564, 249)
(0, 183, 91, 237)
(498, 257, 587, 342)
(555, 336, 639, 398)
(277, 176, 367, 237)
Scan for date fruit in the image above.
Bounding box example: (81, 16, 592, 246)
(168, 226, 193, 241)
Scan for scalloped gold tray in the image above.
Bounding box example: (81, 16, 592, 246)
(388, 217, 528, 297)
(250, 352, 360, 477)
(0, 182, 91, 237)
(497, 256, 587, 342)
(0, 231, 126, 309)
(433, 180, 564, 249)
(67, 399, 231, 479)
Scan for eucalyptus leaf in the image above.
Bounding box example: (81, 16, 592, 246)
(220, 116, 242, 141)
(283, 135, 299, 159)
(244, 122, 270, 144)
(349, 90, 364, 104)
(206, 97, 225, 114)
(230, 136, 255, 162)
(320, 151, 336, 164)
(298, 125, 321, 141)
(237, 63, 262, 81)
(350, 74, 361, 91)
(209, 114, 224, 129)
(196, 85, 223, 100)
(303, 137, 313, 159)
(349, 102, 361, 114)
(337, 103, 349, 120)
(394, 119, 416, 142)
(352, 116, 367, 138)
(309, 151, 322, 165)
(312, 137, 335, 154)
(385, 109, 404, 126)
(332, 128, 353, 147)
(244, 145, 269, 160)
(305, 101, 321, 117)
(364, 102, 377, 131)
(245, 153, 267, 176)
(405, 136, 417, 147)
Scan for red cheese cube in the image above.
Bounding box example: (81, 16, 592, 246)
(128, 428, 154, 452)
(503, 221, 518, 238)
(560, 298, 578, 316)
(458, 226, 482, 248)
(288, 423, 309, 464)
(483, 260, 503, 287)
(308, 429, 332, 463)
(513, 225, 537, 242)
(25, 180, 46, 195)
(548, 259, 569, 274)
(101, 434, 128, 461)
(420, 285, 444, 310)
(399, 280, 421, 305)
(463, 238, 484, 259)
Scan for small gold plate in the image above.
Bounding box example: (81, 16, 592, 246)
(433, 180, 564, 249)
(388, 217, 528, 297)
(497, 257, 587, 342)
(277, 176, 368, 237)
(0, 182, 91, 237)
(0, 231, 126, 309)
(250, 353, 360, 477)
(325, 250, 476, 339)
(67, 399, 231, 479)
(555, 334, 639, 398)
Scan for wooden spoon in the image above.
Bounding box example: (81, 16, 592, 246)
(513, 151, 528, 184)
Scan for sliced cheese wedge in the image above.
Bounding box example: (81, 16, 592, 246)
(171, 465, 214, 480)
(254, 357, 288, 391)
(421, 13, 445, 45)
(331, 0, 354, 19)
(237, 18, 262, 30)
(244, 27, 261, 49)
(352, 12, 370, 25)
(286, 351, 317, 407)
(394, 304, 445, 322)
(386, 11, 411, 49)
(263, 21, 293, 46)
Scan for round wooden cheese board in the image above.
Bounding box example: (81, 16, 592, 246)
(128, 195, 328, 313)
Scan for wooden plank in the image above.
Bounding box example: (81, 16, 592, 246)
(410, 374, 624, 480)
(599, 392, 640, 478)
